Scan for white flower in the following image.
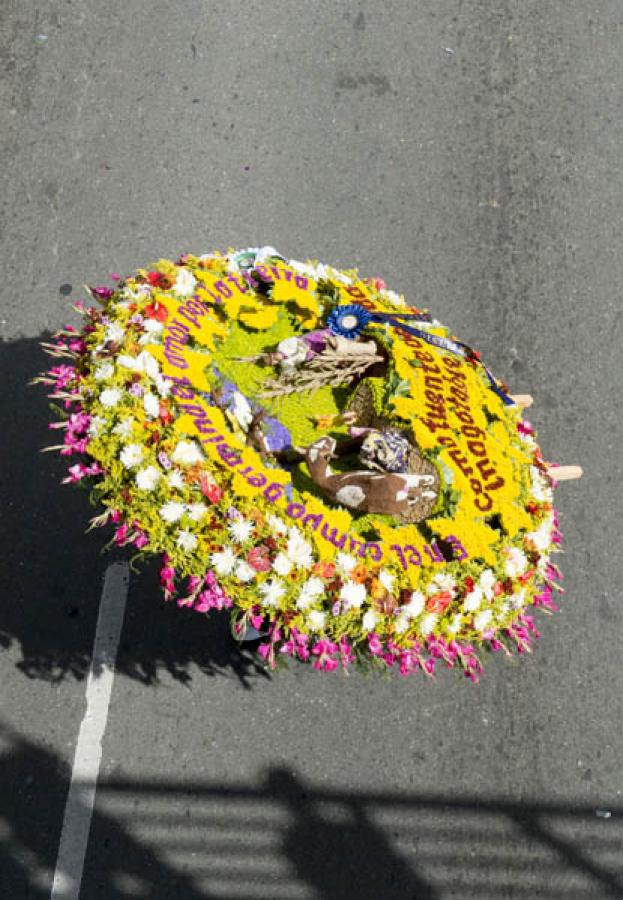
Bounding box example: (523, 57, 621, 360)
(176, 530, 198, 553)
(463, 586, 484, 613)
(100, 388, 122, 407)
(211, 547, 237, 576)
(362, 610, 378, 632)
(277, 336, 308, 369)
(229, 391, 254, 430)
(382, 289, 404, 307)
(272, 553, 293, 576)
(527, 520, 553, 551)
(286, 527, 313, 568)
(135, 466, 161, 491)
(143, 392, 160, 419)
(259, 578, 285, 607)
(113, 417, 134, 440)
(87, 415, 105, 437)
(228, 519, 254, 544)
(174, 267, 197, 296)
(427, 572, 457, 597)
(448, 613, 463, 634)
(504, 547, 528, 578)
(307, 609, 327, 632)
(267, 514, 287, 535)
(339, 580, 366, 610)
(171, 440, 204, 466)
(335, 552, 357, 575)
(105, 322, 125, 344)
(187, 502, 208, 522)
(94, 361, 114, 381)
(420, 612, 438, 636)
(154, 374, 171, 397)
(473, 609, 493, 631)
(159, 501, 186, 523)
(378, 569, 395, 592)
(235, 560, 256, 583)
(394, 613, 410, 634)
(120, 443, 144, 469)
(509, 588, 526, 610)
(166, 469, 185, 489)
(296, 577, 325, 610)
(479, 569, 496, 600)
(401, 591, 425, 618)
(139, 319, 164, 345)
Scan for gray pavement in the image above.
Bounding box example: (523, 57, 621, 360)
(1, 1, 622, 897)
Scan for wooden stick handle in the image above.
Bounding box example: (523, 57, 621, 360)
(546, 465, 583, 481)
(509, 394, 534, 409)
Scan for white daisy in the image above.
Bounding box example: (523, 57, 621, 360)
(335, 552, 357, 575)
(159, 501, 186, 523)
(228, 519, 254, 544)
(143, 392, 160, 419)
(527, 519, 554, 551)
(176, 530, 198, 553)
(272, 553, 293, 577)
(113, 417, 134, 440)
(154, 374, 171, 397)
(378, 569, 395, 592)
(473, 609, 493, 631)
(448, 613, 463, 634)
(259, 578, 285, 607)
(286, 527, 313, 568)
(99, 388, 122, 408)
(479, 569, 496, 600)
(166, 470, 185, 489)
(235, 560, 256, 583)
(211, 547, 237, 576)
(187, 502, 208, 522)
(463, 586, 484, 613)
(171, 440, 204, 466)
(420, 612, 438, 636)
(267, 514, 287, 535)
(504, 547, 528, 578)
(307, 609, 327, 632)
(120, 443, 144, 469)
(362, 610, 378, 632)
(87, 415, 105, 437)
(94, 361, 114, 381)
(339, 580, 366, 610)
(401, 591, 425, 618)
(104, 322, 125, 344)
(135, 466, 160, 491)
(296, 577, 325, 610)
(174, 267, 197, 296)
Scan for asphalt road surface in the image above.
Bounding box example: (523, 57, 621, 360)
(1, 1, 622, 898)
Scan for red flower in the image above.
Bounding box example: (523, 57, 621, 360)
(146, 271, 172, 289)
(247, 545, 271, 572)
(464, 576, 475, 594)
(158, 402, 173, 425)
(144, 301, 168, 322)
(426, 591, 453, 614)
(200, 475, 223, 504)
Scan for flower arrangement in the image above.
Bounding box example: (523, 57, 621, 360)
(36, 247, 567, 681)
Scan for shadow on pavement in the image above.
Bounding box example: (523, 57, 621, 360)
(1, 723, 622, 899)
(0, 335, 269, 689)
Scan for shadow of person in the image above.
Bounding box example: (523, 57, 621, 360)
(0, 335, 269, 689)
(266, 766, 439, 900)
(0, 721, 211, 899)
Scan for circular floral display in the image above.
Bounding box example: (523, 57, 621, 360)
(38, 247, 564, 680)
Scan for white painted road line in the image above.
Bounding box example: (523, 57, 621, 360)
(51, 562, 130, 899)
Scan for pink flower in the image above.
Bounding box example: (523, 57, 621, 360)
(368, 633, 383, 656)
